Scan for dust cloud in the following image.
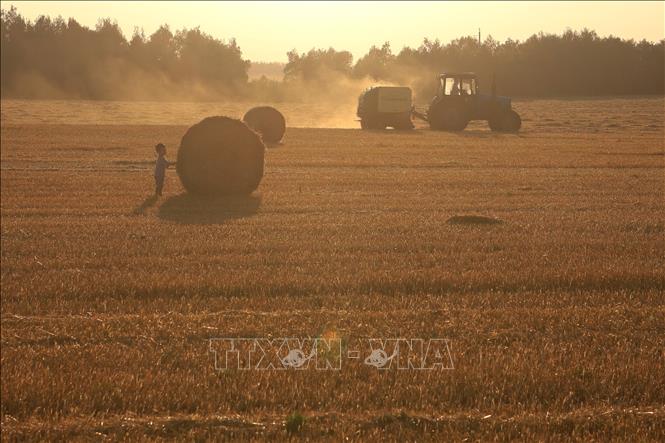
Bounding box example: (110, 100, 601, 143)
(1, 64, 439, 128)
(2, 46, 440, 128)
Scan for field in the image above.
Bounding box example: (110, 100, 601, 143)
(1, 97, 664, 441)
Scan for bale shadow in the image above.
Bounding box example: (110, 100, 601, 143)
(456, 129, 497, 138)
(132, 194, 159, 216)
(158, 193, 261, 225)
(447, 215, 503, 226)
(370, 128, 420, 134)
(456, 129, 526, 138)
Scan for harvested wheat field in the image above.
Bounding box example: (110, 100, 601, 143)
(1, 97, 664, 441)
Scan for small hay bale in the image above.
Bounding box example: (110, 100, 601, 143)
(447, 215, 503, 225)
(243, 106, 286, 144)
(176, 116, 265, 196)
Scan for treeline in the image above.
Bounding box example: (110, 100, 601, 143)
(283, 34, 664, 99)
(1, 6, 663, 101)
(0, 6, 249, 100)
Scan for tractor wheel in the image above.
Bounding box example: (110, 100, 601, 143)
(446, 109, 469, 131)
(488, 116, 501, 132)
(429, 106, 468, 131)
(489, 110, 521, 133)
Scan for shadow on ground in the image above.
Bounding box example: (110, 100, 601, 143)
(132, 194, 159, 216)
(364, 128, 421, 134)
(456, 129, 500, 138)
(447, 214, 503, 225)
(157, 193, 261, 225)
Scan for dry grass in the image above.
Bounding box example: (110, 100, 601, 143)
(1, 98, 664, 441)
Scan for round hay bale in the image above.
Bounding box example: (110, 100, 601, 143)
(243, 106, 286, 144)
(176, 116, 265, 196)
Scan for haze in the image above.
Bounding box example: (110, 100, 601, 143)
(3, 1, 664, 62)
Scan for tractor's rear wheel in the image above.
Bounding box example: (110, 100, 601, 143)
(489, 110, 521, 133)
(429, 106, 469, 131)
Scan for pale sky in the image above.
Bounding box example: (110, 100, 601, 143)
(3, 1, 664, 62)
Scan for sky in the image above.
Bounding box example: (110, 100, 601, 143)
(3, 1, 664, 62)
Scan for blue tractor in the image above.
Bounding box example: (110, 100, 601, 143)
(418, 72, 522, 132)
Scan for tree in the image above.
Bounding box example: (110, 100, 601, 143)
(353, 42, 394, 80)
(284, 48, 353, 82)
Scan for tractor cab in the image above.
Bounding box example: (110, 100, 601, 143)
(427, 71, 521, 132)
(438, 73, 479, 97)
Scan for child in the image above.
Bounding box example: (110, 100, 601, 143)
(154, 143, 172, 196)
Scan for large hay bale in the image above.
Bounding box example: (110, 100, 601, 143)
(176, 116, 265, 195)
(243, 106, 286, 144)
